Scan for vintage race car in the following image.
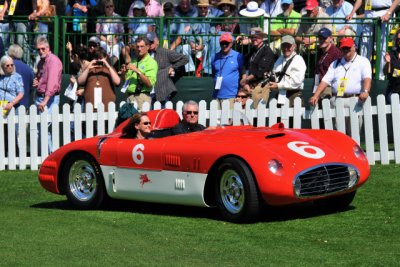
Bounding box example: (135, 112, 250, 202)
(39, 109, 370, 223)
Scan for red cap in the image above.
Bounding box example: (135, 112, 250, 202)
(220, 32, 233, 43)
(339, 37, 355, 48)
(305, 0, 318, 10)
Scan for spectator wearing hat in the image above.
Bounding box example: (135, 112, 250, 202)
(325, 0, 357, 38)
(295, 0, 332, 52)
(216, 0, 240, 35)
(238, 1, 265, 42)
(314, 27, 342, 103)
(87, 36, 100, 61)
(145, 32, 189, 106)
(346, 0, 400, 80)
(240, 27, 275, 108)
(96, 0, 125, 66)
(212, 33, 244, 107)
(309, 37, 372, 135)
(260, 0, 283, 18)
(268, 35, 306, 107)
(269, 0, 301, 53)
(189, 0, 219, 75)
(127, 1, 155, 44)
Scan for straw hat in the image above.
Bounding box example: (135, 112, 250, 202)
(217, 0, 236, 8)
(197, 0, 210, 7)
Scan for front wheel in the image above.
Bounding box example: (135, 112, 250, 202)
(62, 153, 106, 209)
(215, 158, 261, 223)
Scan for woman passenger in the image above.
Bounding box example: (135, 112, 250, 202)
(121, 112, 152, 139)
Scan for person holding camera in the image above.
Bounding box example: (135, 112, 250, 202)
(77, 47, 120, 112)
(268, 35, 306, 107)
(240, 27, 275, 109)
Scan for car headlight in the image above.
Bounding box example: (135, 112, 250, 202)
(293, 178, 301, 197)
(268, 159, 283, 176)
(348, 166, 359, 188)
(353, 145, 367, 161)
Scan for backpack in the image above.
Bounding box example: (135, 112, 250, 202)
(115, 102, 138, 127)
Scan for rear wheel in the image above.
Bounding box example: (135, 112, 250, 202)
(62, 153, 106, 209)
(314, 191, 356, 210)
(215, 158, 261, 223)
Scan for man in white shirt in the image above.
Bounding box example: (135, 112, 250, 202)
(309, 37, 372, 135)
(346, 0, 400, 79)
(268, 35, 307, 107)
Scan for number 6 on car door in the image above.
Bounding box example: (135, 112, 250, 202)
(132, 144, 145, 164)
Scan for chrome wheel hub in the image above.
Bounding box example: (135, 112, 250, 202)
(220, 170, 244, 214)
(69, 160, 97, 201)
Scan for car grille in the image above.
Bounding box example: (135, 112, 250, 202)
(294, 165, 356, 197)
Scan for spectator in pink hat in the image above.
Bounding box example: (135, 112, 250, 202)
(212, 32, 244, 107)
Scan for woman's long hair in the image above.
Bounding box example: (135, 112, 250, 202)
(121, 112, 148, 138)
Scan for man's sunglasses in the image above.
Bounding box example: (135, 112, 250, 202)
(185, 111, 199, 115)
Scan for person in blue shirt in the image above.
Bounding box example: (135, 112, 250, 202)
(212, 33, 244, 107)
(0, 55, 24, 114)
(7, 44, 34, 109)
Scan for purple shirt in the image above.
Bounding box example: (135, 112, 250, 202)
(37, 52, 63, 97)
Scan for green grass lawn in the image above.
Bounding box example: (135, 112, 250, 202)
(1, 165, 399, 266)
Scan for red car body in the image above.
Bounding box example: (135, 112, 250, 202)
(39, 109, 370, 223)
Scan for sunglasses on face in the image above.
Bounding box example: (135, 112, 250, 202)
(236, 95, 248, 99)
(142, 121, 151, 125)
(5, 64, 14, 67)
(37, 47, 46, 52)
(220, 41, 230, 47)
(185, 111, 199, 115)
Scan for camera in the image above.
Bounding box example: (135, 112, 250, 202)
(95, 60, 103, 66)
(260, 72, 278, 87)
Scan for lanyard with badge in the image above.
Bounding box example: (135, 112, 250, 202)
(215, 56, 228, 90)
(364, 0, 372, 11)
(337, 55, 357, 96)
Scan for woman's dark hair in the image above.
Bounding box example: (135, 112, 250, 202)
(73, 45, 89, 61)
(121, 112, 148, 138)
(94, 47, 108, 60)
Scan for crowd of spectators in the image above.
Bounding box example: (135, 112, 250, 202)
(2, 0, 400, 151)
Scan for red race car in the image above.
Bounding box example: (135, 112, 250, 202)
(39, 109, 370, 223)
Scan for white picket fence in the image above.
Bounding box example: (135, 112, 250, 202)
(1, 94, 399, 170)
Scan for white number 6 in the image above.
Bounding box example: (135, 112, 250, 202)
(287, 141, 325, 159)
(132, 144, 145, 164)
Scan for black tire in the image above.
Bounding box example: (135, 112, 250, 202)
(215, 157, 261, 223)
(62, 153, 106, 209)
(314, 191, 357, 210)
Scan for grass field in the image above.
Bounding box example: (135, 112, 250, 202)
(0, 165, 399, 266)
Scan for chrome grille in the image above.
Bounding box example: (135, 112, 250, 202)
(295, 165, 355, 197)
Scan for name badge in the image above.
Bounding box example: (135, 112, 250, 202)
(393, 68, 400, 78)
(94, 87, 102, 109)
(337, 78, 348, 97)
(120, 80, 130, 93)
(364, 0, 372, 11)
(215, 76, 223, 90)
